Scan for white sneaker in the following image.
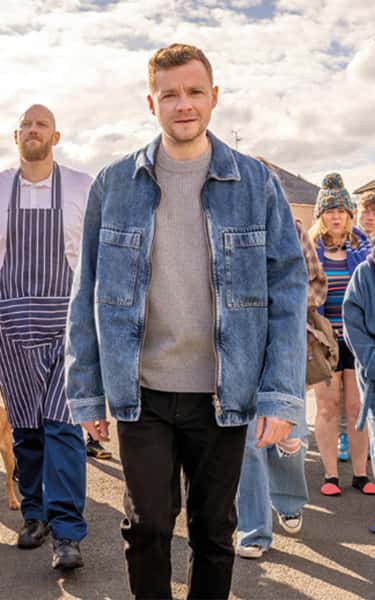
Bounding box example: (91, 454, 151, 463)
(236, 544, 263, 559)
(277, 512, 303, 534)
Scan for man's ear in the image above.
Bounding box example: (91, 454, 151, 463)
(147, 95, 155, 115)
(211, 86, 219, 110)
(52, 131, 61, 146)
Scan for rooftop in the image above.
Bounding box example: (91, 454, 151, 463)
(353, 179, 375, 194)
(257, 157, 319, 205)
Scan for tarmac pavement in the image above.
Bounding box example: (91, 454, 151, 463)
(0, 390, 374, 599)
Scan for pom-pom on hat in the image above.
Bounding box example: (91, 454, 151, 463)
(314, 172, 354, 219)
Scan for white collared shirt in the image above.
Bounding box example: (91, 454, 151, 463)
(0, 165, 92, 272)
(19, 171, 54, 209)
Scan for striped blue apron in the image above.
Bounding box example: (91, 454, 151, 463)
(0, 164, 73, 427)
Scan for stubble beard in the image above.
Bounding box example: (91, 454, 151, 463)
(168, 119, 206, 146)
(20, 138, 53, 162)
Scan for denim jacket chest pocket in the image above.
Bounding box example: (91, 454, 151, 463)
(96, 228, 142, 307)
(223, 228, 267, 309)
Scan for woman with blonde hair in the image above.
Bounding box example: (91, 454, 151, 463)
(310, 173, 375, 496)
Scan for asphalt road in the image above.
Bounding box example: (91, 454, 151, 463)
(0, 390, 374, 600)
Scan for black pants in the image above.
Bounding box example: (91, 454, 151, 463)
(117, 388, 247, 600)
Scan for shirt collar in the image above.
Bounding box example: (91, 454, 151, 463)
(20, 171, 53, 189)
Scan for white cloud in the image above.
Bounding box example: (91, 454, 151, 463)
(347, 42, 375, 82)
(0, 0, 374, 193)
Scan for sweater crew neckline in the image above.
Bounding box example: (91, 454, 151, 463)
(156, 142, 212, 174)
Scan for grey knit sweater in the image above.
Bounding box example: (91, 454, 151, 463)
(140, 143, 215, 393)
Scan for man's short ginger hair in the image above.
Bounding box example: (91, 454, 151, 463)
(148, 43, 214, 93)
(357, 191, 375, 210)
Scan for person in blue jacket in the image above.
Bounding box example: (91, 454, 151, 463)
(310, 173, 374, 496)
(236, 219, 327, 559)
(65, 43, 307, 599)
(343, 244, 375, 532)
(338, 190, 375, 463)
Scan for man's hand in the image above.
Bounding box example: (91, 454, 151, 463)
(255, 416, 292, 448)
(81, 419, 110, 442)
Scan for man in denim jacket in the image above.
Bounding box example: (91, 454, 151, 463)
(66, 44, 307, 600)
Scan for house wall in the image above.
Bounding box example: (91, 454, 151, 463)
(290, 203, 315, 229)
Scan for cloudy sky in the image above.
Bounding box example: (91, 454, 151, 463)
(1, 0, 374, 191)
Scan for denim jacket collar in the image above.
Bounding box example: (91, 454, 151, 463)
(133, 130, 241, 182)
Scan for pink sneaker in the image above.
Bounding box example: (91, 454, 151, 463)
(320, 477, 341, 496)
(352, 476, 375, 495)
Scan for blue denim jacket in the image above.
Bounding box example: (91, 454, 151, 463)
(343, 260, 375, 430)
(66, 132, 307, 427)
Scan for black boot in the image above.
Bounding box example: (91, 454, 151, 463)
(17, 519, 49, 549)
(52, 539, 84, 570)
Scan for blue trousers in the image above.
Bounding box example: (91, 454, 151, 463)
(13, 419, 87, 541)
(237, 417, 308, 551)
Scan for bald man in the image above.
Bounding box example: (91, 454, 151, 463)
(0, 105, 92, 570)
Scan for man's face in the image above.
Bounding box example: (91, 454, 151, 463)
(14, 106, 60, 162)
(147, 59, 218, 146)
(357, 205, 375, 237)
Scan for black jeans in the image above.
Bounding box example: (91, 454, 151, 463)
(117, 388, 247, 600)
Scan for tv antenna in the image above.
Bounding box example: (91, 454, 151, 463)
(231, 129, 242, 150)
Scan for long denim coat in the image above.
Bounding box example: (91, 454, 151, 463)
(343, 259, 375, 429)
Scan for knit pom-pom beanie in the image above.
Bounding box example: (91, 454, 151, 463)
(314, 172, 354, 219)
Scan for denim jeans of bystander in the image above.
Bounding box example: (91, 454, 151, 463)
(237, 416, 308, 552)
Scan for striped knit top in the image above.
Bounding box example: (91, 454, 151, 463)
(323, 256, 351, 339)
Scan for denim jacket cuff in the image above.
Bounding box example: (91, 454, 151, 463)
(68, 395, 107, 425)
(367, 354, 375, 380)
(255, 391, 305, 426)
